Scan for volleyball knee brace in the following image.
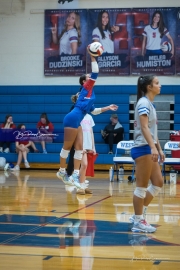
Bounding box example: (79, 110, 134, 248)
(147, 184, 161, 197)
(134, 187, 147, 199)
(60, 148, 70, 159)
(74, 150, 83, 160)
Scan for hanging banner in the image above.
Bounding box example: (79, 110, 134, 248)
(176, 8, 180, 75)
(44, 9, 87, 76)
(130, 8, 177, 76)
(87, 9, 131, 76)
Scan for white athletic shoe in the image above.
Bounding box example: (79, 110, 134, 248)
(129, 214, 135, 223)
(56, 171, 74, 186)
(4, 148, 10, 153)
(131, 219, 156, 233)
(4, 163, 10, 171)
(11, 165, 20, 171)
(85, 179, 89, 184)
(24, 161, 30, 168)
(68, 173, 81, 189)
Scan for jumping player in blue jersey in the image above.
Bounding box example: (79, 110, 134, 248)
(56, 46, 118, 188)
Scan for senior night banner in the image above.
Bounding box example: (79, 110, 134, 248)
(87, 9, 131, 76)
(176, 8, 180, 76)
(44, 9, 87, 76)
(131, 8, 176, 76)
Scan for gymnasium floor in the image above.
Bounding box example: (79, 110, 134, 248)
(0, 170, 179, 270)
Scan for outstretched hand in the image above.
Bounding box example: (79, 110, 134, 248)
(109, 104, 118, 111)
(51, 23, 57, 35)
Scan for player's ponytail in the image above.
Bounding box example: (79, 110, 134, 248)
(71, 92, 80, 104)
(137, 75, 155, 102)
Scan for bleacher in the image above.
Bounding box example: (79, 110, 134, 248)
(0, 85, 180, 169)
(0, 85, 131, 169)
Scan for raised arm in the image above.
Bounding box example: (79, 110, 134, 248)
(51, 23, 58, 44)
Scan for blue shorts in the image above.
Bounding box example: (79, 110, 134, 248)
(131, 145, 151, 160)
(146, 49, 163, 55)
(63, 107, 85, 128)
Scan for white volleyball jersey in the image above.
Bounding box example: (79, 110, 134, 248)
(80, 114, 95, 150)
(142, 25, 169, 50)
(59, 28, 78, 55)
(92, 27, 114, 53)
(133, 97, 158, 147)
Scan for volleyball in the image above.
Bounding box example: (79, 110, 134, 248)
(161, 41, 172, 52)
(0, 157, 6, 169)
(88, 42, 104, 57)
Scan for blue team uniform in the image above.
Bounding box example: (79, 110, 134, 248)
(63, 72, 98, 128)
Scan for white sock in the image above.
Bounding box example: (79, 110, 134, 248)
(73, 169, 79, 175)
(60, 168, 66, 173)
(143, 206, 148, 217)
(24, 160, 28, 163)
(134, 215, 143, 223)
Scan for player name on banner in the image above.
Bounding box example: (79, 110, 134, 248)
(44, 9, 87, 76)
(131, 7, 176, 76)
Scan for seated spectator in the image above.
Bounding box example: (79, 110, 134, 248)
(36, 113, 54, 154)
(11, 124, 33, 171)
(0, 115, 16, 153)
(101, 114, 124, 154)
(16, 124, 39, 153)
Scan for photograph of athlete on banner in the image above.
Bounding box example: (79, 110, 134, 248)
(87, 9, 132, 76)
(131, 8, 177, 76)
(44, 9, 87, 76)
(176, 8, 180, 75)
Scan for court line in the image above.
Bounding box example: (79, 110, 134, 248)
(0, 253, 179, 263)
(0, 195, 111, 245)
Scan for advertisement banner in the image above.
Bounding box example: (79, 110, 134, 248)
(87, 8, 131, 76)
(130, 8, 177, 76)
(176, 8, 180, 75)
(44, 9, 88, 76)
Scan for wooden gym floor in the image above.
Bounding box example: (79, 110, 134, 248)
(0, 170, 179, 270)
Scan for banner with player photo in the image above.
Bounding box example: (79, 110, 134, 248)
(130, 7, 176, 76)
(44, 9, 88, 76)
(87, 8, 131, 76)
(176, 8, 180, 76)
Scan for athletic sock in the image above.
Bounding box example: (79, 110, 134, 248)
(134, 214, 143, 223)
(60, 168, 66, 173)
(73, 169, 79, 175)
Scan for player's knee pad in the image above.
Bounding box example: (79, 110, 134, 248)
(147, 184, 161, 197)
(60, 148, 70, 159)
(74, 150, 83, 160)
(134, 187, 147, 199)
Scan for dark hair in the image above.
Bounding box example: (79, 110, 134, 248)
(151, 11, 165, 38)
(71, 92, 79, 104)
(96, 10, 112, 39)
(3, 115, 12, 125)
(17, 124, 25, 129)
(137, 75, 155, 102)
(40, 113, 50, 124)
(79, 74, 86, 86)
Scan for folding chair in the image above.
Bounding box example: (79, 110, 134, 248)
(113, 140, 135, 181)
(162, 141, 180, 182)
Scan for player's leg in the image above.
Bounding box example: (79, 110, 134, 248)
(131, 155, 156, 233)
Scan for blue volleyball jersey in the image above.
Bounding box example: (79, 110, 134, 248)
(75, 72, 98, 114)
